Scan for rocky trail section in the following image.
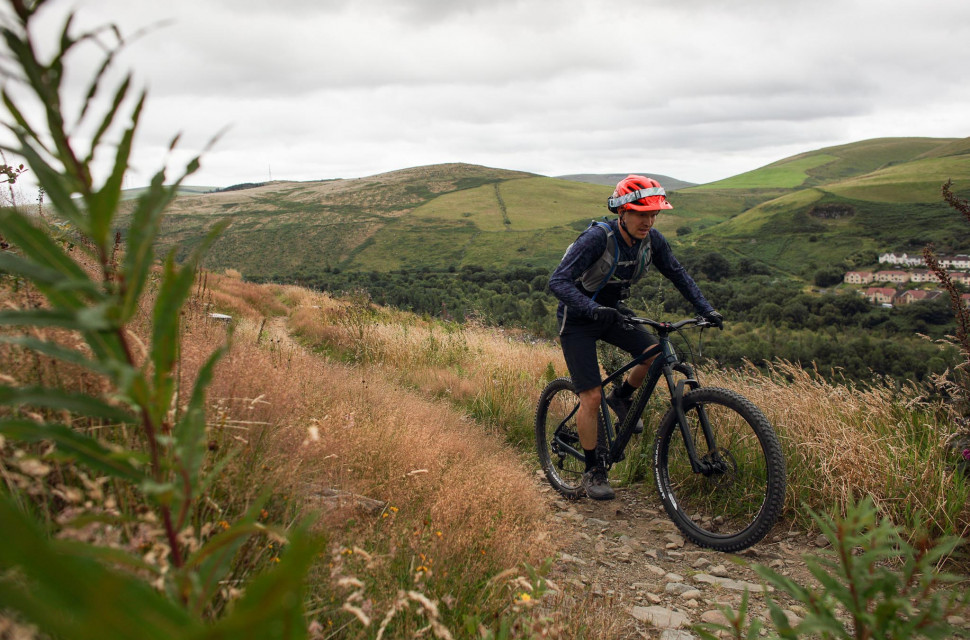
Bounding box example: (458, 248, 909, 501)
(537, 480, 970, 639)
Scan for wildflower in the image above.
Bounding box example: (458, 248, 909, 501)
(218, 520, 230, 530)
(260, 509, 269, 519)
(963, 448, 970, 461)
(389, 506, 398, 513)
(435, 530, 442, 538)
(516, 593, 532, 603)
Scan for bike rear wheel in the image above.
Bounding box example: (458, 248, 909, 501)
(535, 377, 586, 499)
(654, 387, 785, 552)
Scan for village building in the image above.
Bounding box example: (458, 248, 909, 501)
(878, 252, 924, 267)
(896, 289, 942, 306)
(873, 270, 910, 284)
(843, 271, 874, 284)
(941, 255, 970, 270)
(880, 252, 970, 270)
(864, 287, 897, 305)
(909, 269, 937, 283)
(950, 271, 970, 286)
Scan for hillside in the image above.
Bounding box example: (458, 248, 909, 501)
(120, 136, 970, 281)
(679, 137, 970, 274)
(556, 172, 697, 191)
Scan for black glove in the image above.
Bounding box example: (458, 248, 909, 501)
(616, 303, 636, 318)
(592, 306, 623, 326)
(703, 310, 724, 329)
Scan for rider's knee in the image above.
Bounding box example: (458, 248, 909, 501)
(579, 386, 602, 408)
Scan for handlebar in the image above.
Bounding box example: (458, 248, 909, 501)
(625, 315, 718, 332)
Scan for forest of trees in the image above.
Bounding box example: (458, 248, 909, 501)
(251, 247, 961, 387)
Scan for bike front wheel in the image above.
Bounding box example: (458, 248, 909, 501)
(535, 377, 587, 499)
(654, 387, 786, 552)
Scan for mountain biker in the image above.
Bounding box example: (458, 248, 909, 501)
(548, 175, 722, 500)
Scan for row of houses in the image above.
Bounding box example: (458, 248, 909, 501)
(845, 270, 970, 285)
(879, 252, 970, 269)
(863, 288, 970, 307)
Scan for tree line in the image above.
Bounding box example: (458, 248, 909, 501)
(253, 255, 960, 385)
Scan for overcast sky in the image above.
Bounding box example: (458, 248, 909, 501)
(9, 0, 970, 189)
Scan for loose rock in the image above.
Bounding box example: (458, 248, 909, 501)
(630, 605, 691, 629)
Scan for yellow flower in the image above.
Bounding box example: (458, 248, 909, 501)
(389, 506, 398, 513)
(517, 593, 532, 603)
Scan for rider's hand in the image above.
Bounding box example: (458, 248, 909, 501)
(616, 303, 636, 318)
(593, 306, 623, 326)
(703, 310, 724, 329)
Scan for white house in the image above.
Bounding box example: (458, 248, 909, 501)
(878, 252, 923, 267)
(942, 255, 970, 270)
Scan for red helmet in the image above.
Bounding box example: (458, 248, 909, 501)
(607, 175, 673, 213)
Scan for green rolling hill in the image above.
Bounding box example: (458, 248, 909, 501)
(125, 137, 970, 281)
(676, 137, 970, 276)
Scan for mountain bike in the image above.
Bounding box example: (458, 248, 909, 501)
(535, 315, 786, 552)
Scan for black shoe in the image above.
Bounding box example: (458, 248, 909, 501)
(583, 467, 615, 500)
(607, 389, 644, 434)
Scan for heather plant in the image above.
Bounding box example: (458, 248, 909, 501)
(923, 181, 970, 418)
(0, 1, 319, 636)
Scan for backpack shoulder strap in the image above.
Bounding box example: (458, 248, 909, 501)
(588, 220, 618, 301)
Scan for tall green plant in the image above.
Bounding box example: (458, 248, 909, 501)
(696, 498, 968, 640)
(0, 0, 319, 636)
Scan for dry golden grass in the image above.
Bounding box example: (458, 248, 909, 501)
(703, 360, 970, 534)
(8, 257, 967, 637)
(175, 301, 557, 633)
(278, 280, 969, 536)
(289, 298, 565, 446)
(201, 271, 290, 319)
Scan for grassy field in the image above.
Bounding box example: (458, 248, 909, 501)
(690, 154, 840, 190)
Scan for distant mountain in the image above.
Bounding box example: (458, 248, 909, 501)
(121, 138, 970, 282)
(120, 184, 217, 201)
(556, 173, 696, 191)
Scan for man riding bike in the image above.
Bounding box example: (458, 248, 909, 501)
(548, 175, 722, 500)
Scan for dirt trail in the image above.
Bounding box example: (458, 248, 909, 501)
(537, 479, 828, 639)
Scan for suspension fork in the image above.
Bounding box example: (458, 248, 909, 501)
(664, 356, 721, 476)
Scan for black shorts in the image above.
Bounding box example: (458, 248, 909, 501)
(559, 314, 660, 392)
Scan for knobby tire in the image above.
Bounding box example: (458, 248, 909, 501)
(535, 377, 586, 500)
(653, 387, 786, 552)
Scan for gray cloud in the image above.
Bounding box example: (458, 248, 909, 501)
(12, 0, 969, 188)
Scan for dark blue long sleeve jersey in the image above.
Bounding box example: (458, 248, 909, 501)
(548, 219, 713, 323)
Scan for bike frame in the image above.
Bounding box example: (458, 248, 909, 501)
(553, 318, 723, 475)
